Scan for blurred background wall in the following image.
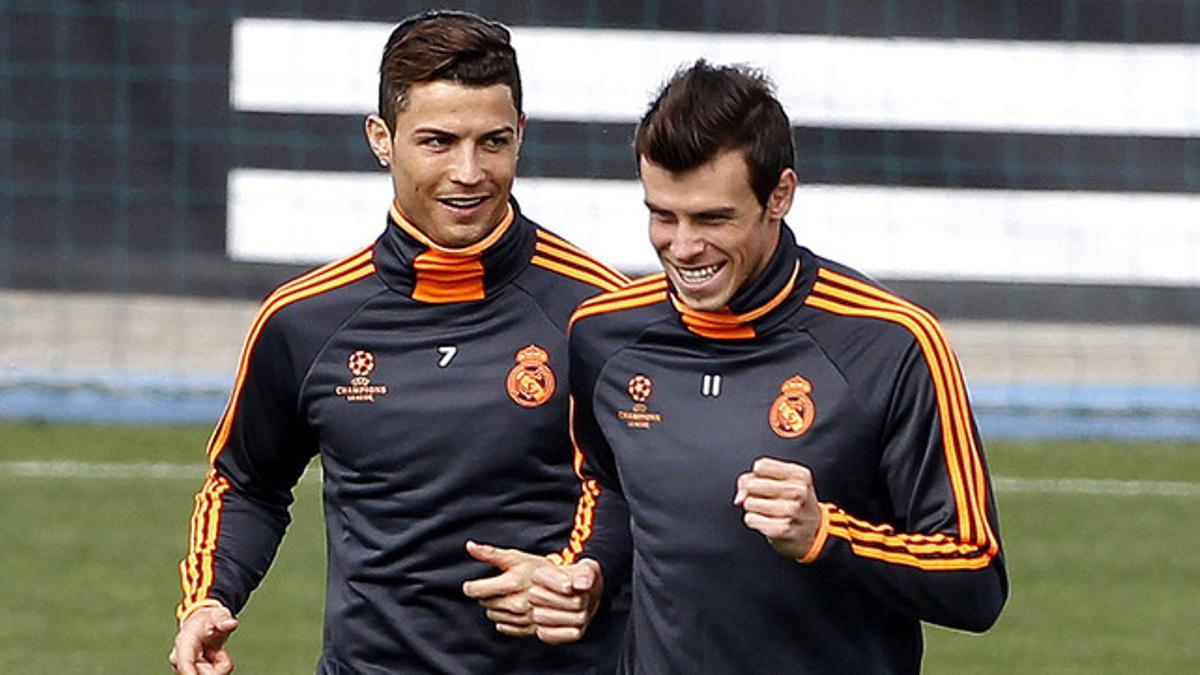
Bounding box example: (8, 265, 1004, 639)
(1, 0, 1197, 438)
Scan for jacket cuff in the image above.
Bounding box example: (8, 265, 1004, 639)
(797, 504, 831, 564)
(176, 598, 226, 624)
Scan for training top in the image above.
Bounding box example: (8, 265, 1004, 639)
(177, 202, 629, 674)
(561, 224, 1007, 674)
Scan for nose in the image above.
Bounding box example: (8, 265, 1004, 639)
(448, 145, 485, 186)
(669, 221, 706, 261)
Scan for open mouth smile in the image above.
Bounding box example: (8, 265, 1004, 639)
(675, 263, 723, 285)
(438, 196, 489, 209)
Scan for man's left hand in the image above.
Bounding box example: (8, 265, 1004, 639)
(734, 457, 822, 559)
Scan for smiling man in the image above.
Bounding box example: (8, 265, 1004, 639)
(519, 61, 1008, 673)
(641, 147, 785, 312)
(169, 11, 627, 674)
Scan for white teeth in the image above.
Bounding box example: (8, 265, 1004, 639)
(442, 197, 487, 208)
(677, 264, 721, 284)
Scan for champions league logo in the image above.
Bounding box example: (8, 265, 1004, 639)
(337, 350, 389, 403)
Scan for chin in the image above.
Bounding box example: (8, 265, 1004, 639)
(438, 222, 492, 248)
(677, 290, 727, 312)
(668, 272, 729, 311)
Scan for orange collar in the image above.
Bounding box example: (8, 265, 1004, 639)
(670, 261, 800, 340)
(388, 202, 516, 304)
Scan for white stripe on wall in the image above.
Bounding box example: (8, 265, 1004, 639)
(226, 170, 394, 266)
(232, 18, 1200, 136)
(227, 169, 1200, 285)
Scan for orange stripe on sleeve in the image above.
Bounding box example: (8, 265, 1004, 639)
(806, 291, 982, 552)
(813, 270, 996, 551)
(571, 276, 666, 315)
(201, 246, 374, 461)
(178, 471, 232, 617)
(558, 479, 600, 565)
(530, 255, 624, 293)
(814, 269, 992, 545)
(196, 475, 231, 606)
(804, 270, 999, 569)
(819, 508, 994, 570)
(569, 288, 669, 328)
(813, 269, 994, 546)
(557, 396, 600, 564)
(806, 288, 975, 542)
(533, 234, 631, 290)
(276, 247, 374, 297)
(579, 272, 667, 303)
(533, 229, 598, 261)
(180, 248, 376, 616)
(815, 281, 979, 535)
(182, 470, 224, 608)
(206, 257, 375, 464)
(568, 276, 669, 328)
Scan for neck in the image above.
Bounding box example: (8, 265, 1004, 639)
(388, 201, 515, 256)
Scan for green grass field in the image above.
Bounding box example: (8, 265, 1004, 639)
(1, 421, 1197, 673)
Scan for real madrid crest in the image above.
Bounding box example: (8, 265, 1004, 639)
(506, 344, 556, 407)
(769, 375, 815, 438)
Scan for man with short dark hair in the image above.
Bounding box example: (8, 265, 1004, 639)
(169, 11, 627, 674)
(519, 60, 1008, 673)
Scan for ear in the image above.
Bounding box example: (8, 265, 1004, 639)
(767, 168, 798, 222)
(516, 113, 527, 155)
(364, 114, 393, 167)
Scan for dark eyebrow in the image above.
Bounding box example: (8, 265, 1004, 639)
(412, 127, 458, 137)
(645, 197, 738, 220)
(411, 125, 516, 139)
(694, 207, 738, 219)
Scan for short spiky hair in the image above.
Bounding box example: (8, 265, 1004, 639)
(635, 60, 794, 206)
(377, 10, 522, 132)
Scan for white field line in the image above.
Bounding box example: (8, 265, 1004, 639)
(991, 476, 1200, 498)
(0, 461, 318, 482)
(1, 461, 1197, 497)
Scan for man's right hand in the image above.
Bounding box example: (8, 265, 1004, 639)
(527, 558, 604, 644)
(169, 603, 239, 674)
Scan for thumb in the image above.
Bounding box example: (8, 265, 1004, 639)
(214, 617, 239, 635)
(209, 648, 234, 673)
(570, 560, 600, 592)
(465, 540, 526, 570)
(530, 562, 573, 594)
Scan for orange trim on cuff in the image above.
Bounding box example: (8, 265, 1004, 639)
(797, 504, 831, 564)
(176, 598, 226, 624)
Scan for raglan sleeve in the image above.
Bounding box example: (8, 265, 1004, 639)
(801, 335, 1008, 632)
(554, 323, 633, 591)
(175, 309, 318, 622)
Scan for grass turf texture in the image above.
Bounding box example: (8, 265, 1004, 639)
(1, 422, 1197, 673)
